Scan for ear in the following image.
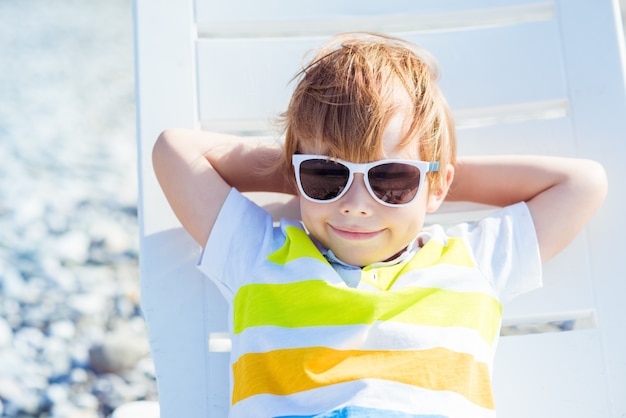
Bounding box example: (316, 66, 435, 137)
(426, 164, 455, 213)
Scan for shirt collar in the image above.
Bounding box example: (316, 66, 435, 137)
(321, 235, 422, 270)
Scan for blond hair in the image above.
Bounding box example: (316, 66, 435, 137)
(280, 33, 456, 193)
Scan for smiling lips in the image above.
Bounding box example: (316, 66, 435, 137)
(330, 225, 384, 240)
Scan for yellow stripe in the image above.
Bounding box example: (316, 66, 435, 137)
(267, 228, 473, 272)
(232, 346, 494, 409)
(406, 237, 475, 268)
(233, 280, 501, 344)
(267, 226, 329, 266)
(361, 238, 475, 289)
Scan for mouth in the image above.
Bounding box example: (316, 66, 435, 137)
(329, 224, 384, 240)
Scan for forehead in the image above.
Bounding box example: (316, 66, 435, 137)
(381, 112, 420, 160)
(298, 109, 421, 161)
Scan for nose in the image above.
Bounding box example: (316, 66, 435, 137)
(338, 174, 376, 216)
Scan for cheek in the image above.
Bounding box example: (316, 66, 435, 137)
(298, 195, 313, 217)
(389, 202, 427, 235)
(392, 209, 419, 229)
(299, 197, 325, 228)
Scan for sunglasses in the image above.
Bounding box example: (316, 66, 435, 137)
(292, 154, 439, 207)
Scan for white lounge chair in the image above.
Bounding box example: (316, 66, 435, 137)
(133, 0, 626, 416)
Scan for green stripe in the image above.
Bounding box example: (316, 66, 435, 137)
(233, 280, 502, 345)
(267, 226, 329, 266)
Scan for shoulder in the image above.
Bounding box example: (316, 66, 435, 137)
(422, 202, 535, 246)
(421, 203, 541, 300)
(197, 190, 277, 285)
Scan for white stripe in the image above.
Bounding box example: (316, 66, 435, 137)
(230, 379, 495, 418)
(254, 253, 498, 297)
(231, 321, 494, 365)
(256, 257, 346, 286)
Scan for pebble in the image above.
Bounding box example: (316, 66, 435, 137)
(0, 0, 157, 417)
(109, 401, 160, 418)
(0, 318, 12, 349)
(88, 328, 151, 375)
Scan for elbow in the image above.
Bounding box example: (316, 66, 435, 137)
(153, 129, 175, 161)
(586, 159, 608, 209)
(152, 129, 181, 172)
(152, 131, 167, 177)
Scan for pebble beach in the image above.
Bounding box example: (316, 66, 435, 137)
(0, 0, 155, 417)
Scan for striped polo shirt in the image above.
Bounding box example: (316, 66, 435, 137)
(199, 189, 542, 418)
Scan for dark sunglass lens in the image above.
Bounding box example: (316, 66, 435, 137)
(368, 163, 421, 204)
(299, 160, 350, 200)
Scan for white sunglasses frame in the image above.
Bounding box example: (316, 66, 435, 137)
(292, 154, 439, 207)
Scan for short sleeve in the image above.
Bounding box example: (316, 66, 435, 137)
(446, 202, 542, 304)
(196, 188, 275, 301)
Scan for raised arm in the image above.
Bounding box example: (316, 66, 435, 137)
(152, 128, 292, 246)
(447, 155, 607, 262)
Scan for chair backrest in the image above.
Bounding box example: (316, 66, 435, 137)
(133, 1, 626, 417)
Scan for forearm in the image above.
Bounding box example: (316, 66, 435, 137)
(447, 155, 607, 261)
(152, 128, 295, 246)
(447, 155, 569, 206)
(155, 128, 294, 194)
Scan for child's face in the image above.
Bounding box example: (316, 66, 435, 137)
(297, 114, 444, 267)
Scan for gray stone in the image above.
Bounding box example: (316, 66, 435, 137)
(88, 328, 150, 374)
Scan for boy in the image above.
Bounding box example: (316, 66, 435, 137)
(152, 33, 607, 417)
